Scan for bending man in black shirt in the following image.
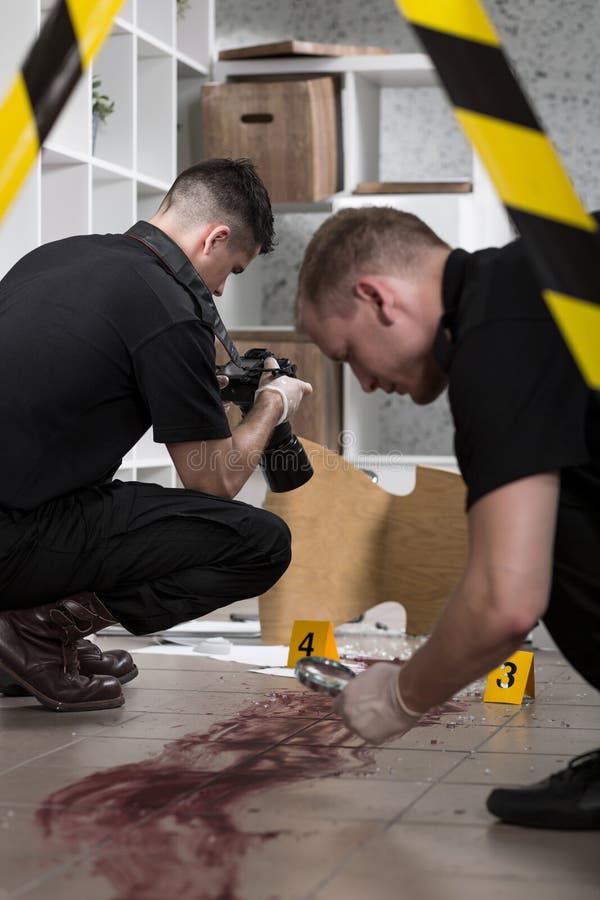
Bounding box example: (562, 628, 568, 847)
(296, 206, 599, 830)
(0, 158, 311, 712)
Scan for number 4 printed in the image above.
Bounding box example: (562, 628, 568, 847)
(287, 620, 339, 667)
(298, 632, 315, 657)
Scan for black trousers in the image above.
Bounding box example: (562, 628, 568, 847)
(0, 480, 291, 635)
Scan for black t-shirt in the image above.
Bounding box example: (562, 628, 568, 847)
(0, 223, 230, 511)
(433, 237, 600, 511)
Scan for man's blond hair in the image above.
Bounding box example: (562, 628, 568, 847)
(296, 207, 448, 320)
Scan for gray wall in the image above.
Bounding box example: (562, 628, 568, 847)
(216, 0, 600, 454)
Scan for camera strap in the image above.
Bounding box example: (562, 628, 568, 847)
(125, 220, 242, 366)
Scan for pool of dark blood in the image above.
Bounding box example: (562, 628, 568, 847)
(37, 689, 467, 899)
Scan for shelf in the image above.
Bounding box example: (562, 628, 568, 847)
(136, 28, 174, 57)
(0, 1, 39, 91)
(2, 2, 481, 467)
(135, 181, 166, 220)
(93, 31, 135, 169)
(137, 38, 176, 183)
(214, 52, 437, 88)
(137, 0, 174, 49)
(0, 161, 40, 277)
(177, 0, 213, 72)
(176, 60, 206, 172)
(208, 53, 445, 200)
(332, 191, 475, 246)
(260, 193, 438, 215)
(42, 144, 88, 166)
(45, 72, 90, 157)
(114, 0, 135, 28)
(176, 51, 209, 78)
(0, 0, 216, 497)
(92, 169, 135, 234)
(135, 428, 171, 464)
(91, 157, 135, 179)
(271, 195, 346, 214)
(41, 160, 89, 244)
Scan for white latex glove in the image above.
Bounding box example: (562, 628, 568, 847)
(216, 374, 232, 415)
(254, 355, 312, 424)
(333, 662, 423, 745)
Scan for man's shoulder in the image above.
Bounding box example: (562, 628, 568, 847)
(456, 237, 548, 340)
(0, 231, 201, 345)
(63, 232, 197, 320)
(463, 211, 600, 322)
(2, 232, 143, 287)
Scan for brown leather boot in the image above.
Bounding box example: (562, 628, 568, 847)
(77, 639, 139, 684)
(0, 592, 123, 711)
(1, 638, 139, 696)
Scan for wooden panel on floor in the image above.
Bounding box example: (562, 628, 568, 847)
(259, 440, 467, 642)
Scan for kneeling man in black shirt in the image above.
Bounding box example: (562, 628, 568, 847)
(0, 159, 311, 712)
(296, 206, 600, 830)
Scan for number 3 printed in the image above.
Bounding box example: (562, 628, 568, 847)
(496, 661, 517, 689)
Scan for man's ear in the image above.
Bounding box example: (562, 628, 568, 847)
(354, 276, 398, 325)
(201, 224, 231, 256)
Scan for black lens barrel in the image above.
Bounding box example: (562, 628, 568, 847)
(260, 422, 314, 492)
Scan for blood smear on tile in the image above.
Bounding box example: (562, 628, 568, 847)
(36, 690, 464, 899)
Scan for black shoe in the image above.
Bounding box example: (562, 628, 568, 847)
(487, 749, 600, 830)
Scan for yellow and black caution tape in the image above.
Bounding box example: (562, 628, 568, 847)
(0, 0, 124, 224)
(396, 0, 600, 390)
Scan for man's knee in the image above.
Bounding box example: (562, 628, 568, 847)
(248, 507, 292, 569)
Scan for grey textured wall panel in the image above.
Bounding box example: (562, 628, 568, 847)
(216, 0, 600, 454)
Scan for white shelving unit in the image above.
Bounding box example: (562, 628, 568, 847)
(214, 52, 513, 465)
(0, 0, 213, 489)
(1, 6, 511, 489)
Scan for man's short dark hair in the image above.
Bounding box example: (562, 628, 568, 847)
(159, 158, 275, 254)
(296, 206, 448, 318)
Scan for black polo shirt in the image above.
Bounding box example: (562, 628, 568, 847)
(434, 236, 600, 511)
(0, 223, 230, 511)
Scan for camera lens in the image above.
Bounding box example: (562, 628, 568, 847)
(260, 423, 314, 492)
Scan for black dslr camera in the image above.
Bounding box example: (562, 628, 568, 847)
(216, 348, 313, 492)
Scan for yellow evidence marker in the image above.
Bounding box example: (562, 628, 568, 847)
(483, 650, 535, 704)
(287, 620, 339, 667)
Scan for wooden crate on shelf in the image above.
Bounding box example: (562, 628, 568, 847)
(201, 78, 338, 203)
(215, 330, 342, 453)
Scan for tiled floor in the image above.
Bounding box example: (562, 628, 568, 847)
(0, 629, 598, 900)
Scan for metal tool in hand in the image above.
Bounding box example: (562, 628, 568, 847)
(294, 656, 356, 696)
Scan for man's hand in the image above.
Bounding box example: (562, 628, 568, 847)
(254, 355, 313, 423)
(333, 662, 423, 745)
(216, 374, 231, 415)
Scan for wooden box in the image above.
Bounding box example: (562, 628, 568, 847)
(201, 78, 338, 203)
(215, 330, 342, 452)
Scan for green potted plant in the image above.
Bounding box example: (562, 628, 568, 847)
(177, 0, 192, 19)
(92, 75, 115, 153)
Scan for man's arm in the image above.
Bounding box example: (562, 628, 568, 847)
(335, 471, 560, 742)
(398, 470, 560, 711)
(167, 365, 312, 498)
(167, 390, 282, 497)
